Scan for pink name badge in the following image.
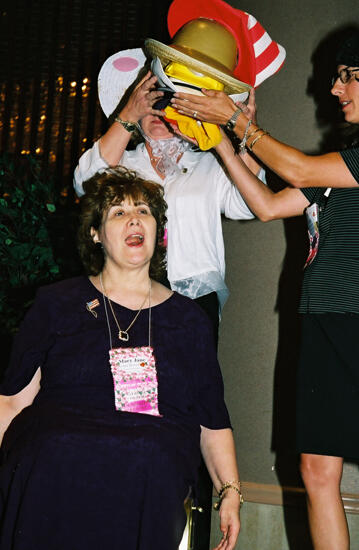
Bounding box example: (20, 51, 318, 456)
(304, 202, 320, 268)
(109, 346, 161, 417)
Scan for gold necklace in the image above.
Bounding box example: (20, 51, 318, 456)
(99, 273, 151, 342)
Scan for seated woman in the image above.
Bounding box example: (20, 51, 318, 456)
(0, 168, 242, 550)
(171, 30, 359, 550)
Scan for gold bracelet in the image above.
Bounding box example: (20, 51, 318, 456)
(218, 480, 240, 494)
(213, 480, 244, 510)
(246, 127, 262, 140)
(248, 130, 270, 151)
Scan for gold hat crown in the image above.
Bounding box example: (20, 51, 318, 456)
(170, 18, 237, 76)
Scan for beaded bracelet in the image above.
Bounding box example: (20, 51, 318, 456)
(239, 119, 252, 155)
(213, 480, 244, 510)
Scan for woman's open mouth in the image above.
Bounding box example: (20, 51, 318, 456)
(125, 234, 144, 247)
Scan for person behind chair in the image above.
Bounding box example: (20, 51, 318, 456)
(73, 0, 285, 340)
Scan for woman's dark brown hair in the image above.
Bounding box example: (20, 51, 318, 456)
(77, 167, 167, 279)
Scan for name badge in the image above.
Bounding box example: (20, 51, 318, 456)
(109, 346, 161, 417)
(304, 202, 320, 268)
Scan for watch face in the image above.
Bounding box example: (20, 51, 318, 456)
(117, 119, 137, 132)
(226, 108, 242, 131)
(226, 120, 235, 130)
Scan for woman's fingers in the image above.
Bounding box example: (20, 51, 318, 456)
(226, 525, 240, 550)
(134, 71, 156, 91)
(213, 523, 239, 550)
(246, 88, 257, 123)
(124, 74, 165, 121)
(247, 87, 256, 110)
(171, 91, 210, 119)
(212, 530, 228, 550)
(171, 90, 236, 125)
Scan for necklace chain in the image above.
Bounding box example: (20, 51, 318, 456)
(99, 273, 151, 342)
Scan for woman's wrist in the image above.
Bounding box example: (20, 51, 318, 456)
(215, 135, 235, 157)
(234, 113, 254, 138)
(221, 488, 243, 507)
(118, 107, 139, 124)
(213, 480, 244, 510)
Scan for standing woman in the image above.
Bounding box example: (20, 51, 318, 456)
(74, 62, 259, 343)
(74, 0, 285, 340)
(172, 32, 359, 550)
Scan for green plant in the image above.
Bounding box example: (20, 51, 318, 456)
(0, 153, 60, 334)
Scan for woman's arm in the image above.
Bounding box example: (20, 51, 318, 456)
(0, 368, 41, 445)
(200, 427, 241, 550)
(216, 132, 309, 221)
(171, 89, 358, 189)
(225, 93, 263, 178)
(99, 72, 164, 166)
(74, 72, 165, 194)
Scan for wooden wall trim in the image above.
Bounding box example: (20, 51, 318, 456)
(240, 482, 359, 515)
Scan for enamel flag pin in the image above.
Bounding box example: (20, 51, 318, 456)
(86, 298, 100, 318)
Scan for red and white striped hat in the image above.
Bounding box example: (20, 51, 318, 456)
(167, 0, 286, 88)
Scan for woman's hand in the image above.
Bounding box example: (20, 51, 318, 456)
(171, 88, 257, 128)
(240, 88, 257, 125)
(120, 71, 165, 123)
(200, 427, 241, 550)
(213, 491, 241, 550)
(171, 89, 237, 126)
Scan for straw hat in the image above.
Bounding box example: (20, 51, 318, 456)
(97, 0, 286, 117)
(145, 18, 251, 95)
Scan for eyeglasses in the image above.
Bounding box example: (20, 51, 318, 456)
(331, 67, 359, 86)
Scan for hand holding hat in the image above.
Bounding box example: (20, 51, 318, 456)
(170, 87, 258, 128)
(96, 0, 285, 149)
(98, 49, 164, 120)
(143, 0, 285, 147)
(119, 72, 165, 124)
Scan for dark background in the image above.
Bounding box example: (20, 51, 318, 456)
(0, 0, 172, 192)
(0, 0, 173, 360)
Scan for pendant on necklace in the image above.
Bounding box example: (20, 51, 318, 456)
(119, 330, 129, 342)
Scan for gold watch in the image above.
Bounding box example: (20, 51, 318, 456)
(115, 116, 138, 133)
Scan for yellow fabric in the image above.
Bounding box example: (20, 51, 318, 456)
(165, 62, 224, 91)
(165, 106, 222, 151)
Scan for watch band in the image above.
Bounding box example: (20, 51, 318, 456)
(225, 107, 243, 131)
(114, 116, 138, 133)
